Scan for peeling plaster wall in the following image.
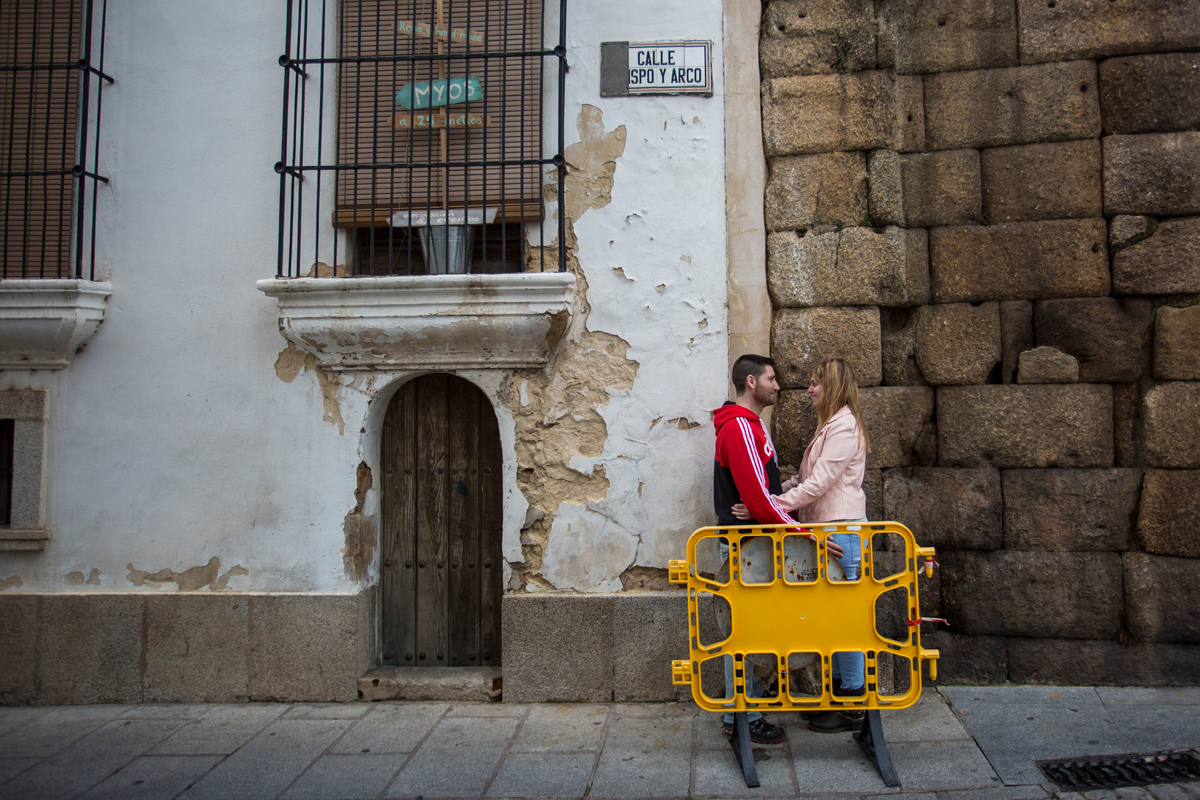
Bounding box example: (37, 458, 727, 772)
(0, 0, 731, 599)
(509, 2, 731, 593)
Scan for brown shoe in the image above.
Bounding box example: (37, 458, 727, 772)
(808, 710, 863, 733)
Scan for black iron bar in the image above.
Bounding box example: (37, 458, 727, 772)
(556, 0, 566, 272)
(73, 0, 95, 278)
(289, 48, 557, 65)
(85, 0, 108, 280)
(313, 0, 328, 279)
(277, 0, 295, 276)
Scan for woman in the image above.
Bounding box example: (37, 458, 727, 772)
(739, 357, 870, 733)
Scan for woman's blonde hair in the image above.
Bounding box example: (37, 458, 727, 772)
(810, 358, 871, 453)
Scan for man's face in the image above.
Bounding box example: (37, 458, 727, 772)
(748, 366, 780, 407)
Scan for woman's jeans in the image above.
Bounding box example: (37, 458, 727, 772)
(828, 529, 865, 693)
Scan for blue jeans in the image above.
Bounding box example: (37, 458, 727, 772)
(828, 530, 865, 692)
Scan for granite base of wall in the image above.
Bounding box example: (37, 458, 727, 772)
(501, 592, 1200, 703)
(502, 591, 691, 703)
(0, 590, 375, 705)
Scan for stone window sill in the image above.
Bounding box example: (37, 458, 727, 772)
(0, 280, 113, 369)
(256, 273, 576, 370)
(0, 528, 49, 551)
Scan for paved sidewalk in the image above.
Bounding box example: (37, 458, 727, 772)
(0, 687, 1197, 800)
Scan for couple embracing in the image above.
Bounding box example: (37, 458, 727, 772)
(712, 354, 871, 742)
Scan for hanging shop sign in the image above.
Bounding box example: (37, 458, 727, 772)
(395, 19, 485, 47)
(396, 76, 483, 110)
(600, 40, 713, 97)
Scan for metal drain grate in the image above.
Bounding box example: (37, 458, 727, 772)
(1037, 750, 1200, 790)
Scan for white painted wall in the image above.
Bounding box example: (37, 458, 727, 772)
(0, 0, 732, 595)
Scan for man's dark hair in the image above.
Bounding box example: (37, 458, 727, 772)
(731, 354, 774, 395)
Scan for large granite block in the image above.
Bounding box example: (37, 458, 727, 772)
(1113, 382, 1141, 469)
(1100, 52, 1200, 135)
(1125, 553, 1200, 644)
(879, 307, 924, 387)
(1008, 639, 1200, 686)
(38, 594, 145, 704)
(1138, 470, 1200, 558)
(930, 219, 1109, 303)
(765, 152, 867, 230)
(774, 389, 817, 468)
(248, 592, 368, 702)
(771, 306, 881, 388)
(1002, 469, 1141, 552)
(768, 227, 929, 308)
(900, 150, 982, 228)
(924, 61, 1101, 150)
(1113, 217, 1200, 295)
(613, 592, 688, 702)
(938, 384, 1113, 468)
(877, 0, 1017, 75)
(860, 386, 936, 469)
(0, 594, 37, 703)
(867, 150, 904, 226)
(923, 630, 1007, 685)
(1000, 300, 1034, 385)
(1017, 0, 1200, 64)
(1017, 347, 1079, 384)
(1103, 132, 1200, 216)
(1032, 297, 1152, 383)
(1155, 305, 1200, 381)
(940, 551, 1123, 639)
(762, 72, 924, 156)
(759, 0, 877, 77)
(883, 467, 1002, 551)
(503, 593, 614, 703)
(913, 302, 1001, 386)
(1143, 382, 1200, 468)
(981, 140, 1102, 223)
(145, 594, 250, 703)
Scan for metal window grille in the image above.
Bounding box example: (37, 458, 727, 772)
(0, 0, 111, 280)
(277, 0, 567, 278)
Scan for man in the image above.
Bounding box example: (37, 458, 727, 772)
(710, 354, 797, 745)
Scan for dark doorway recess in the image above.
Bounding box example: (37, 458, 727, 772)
(380, 374, 503, 668)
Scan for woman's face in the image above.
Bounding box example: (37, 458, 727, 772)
(807, 377, 822, 404)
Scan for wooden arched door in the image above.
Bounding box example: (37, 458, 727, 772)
(380, 374, 503, 667)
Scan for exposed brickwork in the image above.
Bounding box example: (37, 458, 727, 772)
(761, 0, 1200, 683)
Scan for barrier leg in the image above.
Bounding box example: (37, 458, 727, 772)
(728, 711, 760, 788)
(854, 710, 900, 787)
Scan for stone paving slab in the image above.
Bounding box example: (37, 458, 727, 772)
(485, 752, 595, 797)
(0, 705, 126, 758)
(589, 713, 692, 797)
(508, 703, 608, 752)
(150, 704, 287, 756)
(384, 715, 520, 798)
(0, 718, 187, 800)
(77, 755, 223, 800)
(281, 754, 407, 800)
(329, 703, 446, 755)
(179, 718, 352, 800)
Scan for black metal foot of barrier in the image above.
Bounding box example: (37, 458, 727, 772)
(854, 710, 900, 787)
(728, 712, 760, 788)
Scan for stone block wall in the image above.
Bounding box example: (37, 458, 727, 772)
(763, 1, 1200, 685)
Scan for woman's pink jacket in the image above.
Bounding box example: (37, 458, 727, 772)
(775, 405, 867, 523)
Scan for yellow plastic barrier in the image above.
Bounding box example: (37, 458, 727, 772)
(669, 521, 939, 714)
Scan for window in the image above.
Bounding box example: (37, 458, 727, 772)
(0, 0, 111, 280)
(0, 390, 48, 551)
(276, 0, 567, 277)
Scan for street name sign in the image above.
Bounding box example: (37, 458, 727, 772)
(600, 40, 713, 97)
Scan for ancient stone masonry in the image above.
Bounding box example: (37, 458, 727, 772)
(762, 0, 1200, 685)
